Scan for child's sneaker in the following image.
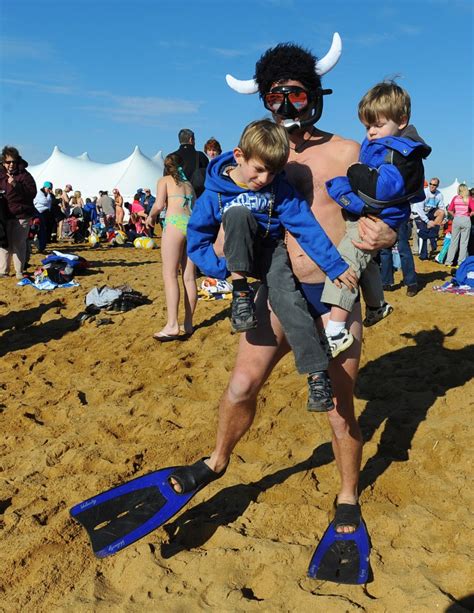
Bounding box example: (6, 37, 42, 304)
(307, 371, 334, 412)
(326, 328, 354, 358)
(231, 291, 257, 332)
(363, 302, 393, 327)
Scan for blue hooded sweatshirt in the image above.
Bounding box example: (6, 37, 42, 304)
(187, 151, 349, 281)
(326, 125, 431, 230)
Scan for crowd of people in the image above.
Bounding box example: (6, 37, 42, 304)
(413, 179, 474, 267)
(0, 131, 225, 279)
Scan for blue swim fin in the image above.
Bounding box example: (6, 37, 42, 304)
(70, 467, 200, 558)
(308, 519, 371, 584)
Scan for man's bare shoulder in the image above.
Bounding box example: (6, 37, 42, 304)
(327, 133, 360, 163)
(303, 131, 360, 178)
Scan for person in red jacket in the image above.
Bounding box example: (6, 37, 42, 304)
(0, 146, 37, 278)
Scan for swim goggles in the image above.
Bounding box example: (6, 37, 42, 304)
(263, 86, 310, 118)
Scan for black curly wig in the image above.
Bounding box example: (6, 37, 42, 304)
(254, 43, 322, 99)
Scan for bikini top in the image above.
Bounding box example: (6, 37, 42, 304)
(168, 193, 194, 209)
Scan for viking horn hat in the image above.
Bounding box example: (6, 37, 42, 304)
(225, 32, 342, 95)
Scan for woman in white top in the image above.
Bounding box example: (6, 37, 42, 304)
(34, 181, 54, 252)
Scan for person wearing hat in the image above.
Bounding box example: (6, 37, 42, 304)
(143, 188, 155, 213)
(136, 188, 146, 206)
(0, 145, 37, 278)
(34, 181, 54, 253)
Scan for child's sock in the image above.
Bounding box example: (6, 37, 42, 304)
(232, 278, 250, 293)
(325, 319, 346, 337)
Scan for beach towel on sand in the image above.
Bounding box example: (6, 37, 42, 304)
(17, 277, 79, 290)
(198, 277, 232, 301)
(433, 256, 474, 295)
(454, 256, 474, 289)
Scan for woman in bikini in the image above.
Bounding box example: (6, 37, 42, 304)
(146, 154, 197, 341)
(112, 188, 124, 231)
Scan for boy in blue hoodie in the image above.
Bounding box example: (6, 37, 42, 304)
(322, 81, 431, 356)
(187, 119, 357, 412)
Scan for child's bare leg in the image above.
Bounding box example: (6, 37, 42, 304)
(155, 225, 185, 338)
(328, 305, 350, 324)
(181, 251, 197, 335)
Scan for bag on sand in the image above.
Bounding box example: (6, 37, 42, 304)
(85, 285, 150, 312)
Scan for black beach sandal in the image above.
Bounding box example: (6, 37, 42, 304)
(334, 502, 361, 532)
(169, 457, 228, 494)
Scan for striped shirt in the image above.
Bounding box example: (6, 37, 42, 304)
(448, 195, 474, 217)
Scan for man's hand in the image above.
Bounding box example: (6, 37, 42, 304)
(427, 220, 435, 228)
(353, 216, 396, 250)
(333, 267, 358, 291)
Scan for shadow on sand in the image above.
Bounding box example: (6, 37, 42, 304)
(160, 327, 473, 556)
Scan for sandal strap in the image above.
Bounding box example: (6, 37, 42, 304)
(169, 457, 227, 494)
(334, 503, 361, 531)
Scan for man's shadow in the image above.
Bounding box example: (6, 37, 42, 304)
(357, 327, 474, 492)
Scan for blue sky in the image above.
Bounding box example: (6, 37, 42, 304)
(1, 0, 473, 186)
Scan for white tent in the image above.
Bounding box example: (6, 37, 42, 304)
(439, 178, 460, 207)
(29, 146, 164, 202)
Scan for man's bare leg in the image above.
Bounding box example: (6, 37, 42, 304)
(209, 291, 290, 471)
(171, 288, 290, 489)
(321, 303, 363, 533)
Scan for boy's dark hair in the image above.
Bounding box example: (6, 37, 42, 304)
(254, 43, 322, 98)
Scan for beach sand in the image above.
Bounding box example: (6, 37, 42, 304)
(1, 243, 473, 612)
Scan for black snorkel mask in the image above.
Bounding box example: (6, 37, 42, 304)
(263, 85, 333, 133)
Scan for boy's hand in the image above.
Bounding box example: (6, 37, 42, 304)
(333, 267, 358, 291)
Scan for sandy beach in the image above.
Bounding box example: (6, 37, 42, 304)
(1, 241, 473, 612)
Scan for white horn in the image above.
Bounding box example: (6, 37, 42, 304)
(225, 74, 259, 95)
(225, 33, 342, 94)
(315, 32, 342, 76)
